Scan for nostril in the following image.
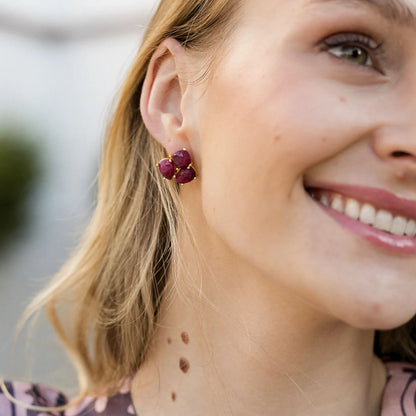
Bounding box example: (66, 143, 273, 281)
(392, 151, 412, 158)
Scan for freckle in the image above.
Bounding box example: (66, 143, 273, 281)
(339, 96, 346, 103)
(396, 170, 406, 180)
(321, 137, 328, 143)
(179, 357, 190, 373)
(171, 392, 176, 402)
(167, 337, 172, 345)
(273, 135, 281, 143)
(181, 332, 189, 345)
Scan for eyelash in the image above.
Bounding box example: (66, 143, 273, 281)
(322, 33, 385, 74)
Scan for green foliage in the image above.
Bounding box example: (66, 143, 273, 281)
(0, 130, 42, 249)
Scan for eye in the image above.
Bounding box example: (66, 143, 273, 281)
(328, 44, 372, 67)
(322, 33, 384, 73)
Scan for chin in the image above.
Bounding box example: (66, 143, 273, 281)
(334, 297, 416, 331)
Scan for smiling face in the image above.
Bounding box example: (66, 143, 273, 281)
(181, 0, 416, 330)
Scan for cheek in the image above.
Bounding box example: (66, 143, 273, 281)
(197, 65, 361, 241)
(195, 74, 309, 268)
(200, 65, 369, 188)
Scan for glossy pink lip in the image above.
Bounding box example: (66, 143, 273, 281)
(305, 182, 416, 255)
(306, 182, 416, 220)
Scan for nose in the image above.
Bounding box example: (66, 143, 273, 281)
(371, 125, 416, 180)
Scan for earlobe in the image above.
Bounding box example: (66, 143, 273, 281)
(140, 38, 191, 154)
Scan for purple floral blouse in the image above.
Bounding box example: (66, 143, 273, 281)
(1, 362, 415, 415)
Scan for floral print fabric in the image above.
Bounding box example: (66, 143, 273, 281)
(0, 379, 135, 416)
(381, 362, 416, 415)
(1, 361, 416, 415)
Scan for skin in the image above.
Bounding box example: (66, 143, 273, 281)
(134, 0, 416, 414)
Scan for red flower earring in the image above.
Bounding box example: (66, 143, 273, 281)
(158, 148, 197, 184)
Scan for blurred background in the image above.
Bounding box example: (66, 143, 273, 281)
(0, 0, 158, 392)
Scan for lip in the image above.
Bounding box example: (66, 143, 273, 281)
(305, 182, 416, 221)
(305, 182, 416, 255)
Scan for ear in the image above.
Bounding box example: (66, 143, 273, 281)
(140, 38, 194, 155)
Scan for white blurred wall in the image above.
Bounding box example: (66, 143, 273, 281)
(0, 0, 159, 392)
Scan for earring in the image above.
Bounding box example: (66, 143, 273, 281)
(158, 148, 197, 184)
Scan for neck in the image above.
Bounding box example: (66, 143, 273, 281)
(131, 203, 387, 416)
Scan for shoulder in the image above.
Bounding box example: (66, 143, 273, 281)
(382, 361, 416, 416)
(0, 379, 136, 416)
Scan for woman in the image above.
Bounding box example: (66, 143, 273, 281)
(2, 0, 416, 414)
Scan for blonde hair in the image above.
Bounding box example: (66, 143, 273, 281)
(17, 0, 240, 399)
(13, 0, 416, 405)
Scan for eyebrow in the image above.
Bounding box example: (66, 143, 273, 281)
(307, 0, 416, 27)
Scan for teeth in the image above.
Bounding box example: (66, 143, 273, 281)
(331, 195, 344, 213)
(405, 219, 416, 237)
(374, 210, 393, 232)
(359, 204, 376, 225)
(311, 190, 416, 237)
(391, 216, 407, 236)
(320, 195, 330, 207)
(345, 199, 360, 219)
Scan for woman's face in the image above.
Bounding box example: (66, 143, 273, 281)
(186, 0, 416, 329)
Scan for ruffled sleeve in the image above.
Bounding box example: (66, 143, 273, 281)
(65, 379, 136, 416)
(0, 379, 136, 416)
(382, 361, 416, 415)
(0, 380, 67, 415)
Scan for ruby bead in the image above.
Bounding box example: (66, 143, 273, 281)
(158, 158, 175, 180)
(172, 149, 191, 169)
(175, 167, 196, 184)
